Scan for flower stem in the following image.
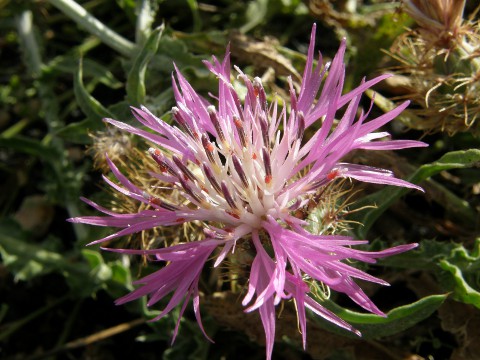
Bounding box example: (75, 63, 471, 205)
(48, 0, 136, 57)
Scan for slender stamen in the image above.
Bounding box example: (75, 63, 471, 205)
(231, 91, 244, 122)
(172, 155, 197, 182)
(307, 178, 329, 191)
(204, 228, 226, 239)
(158, 201, 180, 212)
(201, 134, 216, 163)
(142, 191, 179, 211)
(253, 77, 267, 109)
(178, 176, 204, 205)
(149, 148, 177, 176)
(259, 113, 269, 146)
(262, 147, 272, 185)
(288, 198, 302, 211)
(232, 154, 249, 188)
(233, 115, 248, 148)
(172, 107, 198, 140)
(296, 111, 305, 143)
(221, 181, 238, 209)
(208, 105, 226, 143)
(203, 163, 222, 194)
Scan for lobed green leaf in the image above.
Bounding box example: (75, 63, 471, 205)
(439, 260, 480, 308)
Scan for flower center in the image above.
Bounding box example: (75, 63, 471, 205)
(146, 77, 307, 230)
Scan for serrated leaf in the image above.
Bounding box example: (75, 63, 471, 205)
(313, 294, 448, 339)
(108, 101, 134, 121)
(447, 238, 480, 270)
(439, 260, 480, 309)
(349, 149, 480, 238)
(127, 24, 164, 105)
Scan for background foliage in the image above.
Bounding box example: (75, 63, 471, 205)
(0, 0, 479, 359)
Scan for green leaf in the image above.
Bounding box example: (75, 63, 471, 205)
(110, 262, 132, 287)
(374, 238, 480, 308)
(0, 219, 85, 282)
(349, 149, 480, 238)
(46, 55, 122, 89)
(127, 24, 165, 105)
(185, 0, 202, 32)
(73, 59, 115, 120)
(135, 0, 159, 44)
(143, 87, 174, 117)
(313, 294, 448, 339)
(0, 219, 129, 298)
(434, 239, 480, 308)
(55, 118, 97, 144)
(439, 260, 480, 308)
(240, 0, 269, 33)
(377, 239, 456, 270)
(82, 248, 104, 268)
(172, 30, 226, 56)
(0, 135, 59, 162)
(82, 249, 112, 282)
(153, 35, 208, 78)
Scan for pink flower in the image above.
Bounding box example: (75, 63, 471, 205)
(70, 24, 427, 359)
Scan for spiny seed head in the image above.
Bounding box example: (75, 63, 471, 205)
(88, 126, 132, 173)
(389, 0, 480, 134)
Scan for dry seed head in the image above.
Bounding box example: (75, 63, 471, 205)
(403, 0, 466, 41)
(88, 126, 133, 173)
(389, 1, 480, 134)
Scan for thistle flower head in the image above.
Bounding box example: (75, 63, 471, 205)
(71, 25, 427, 359)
